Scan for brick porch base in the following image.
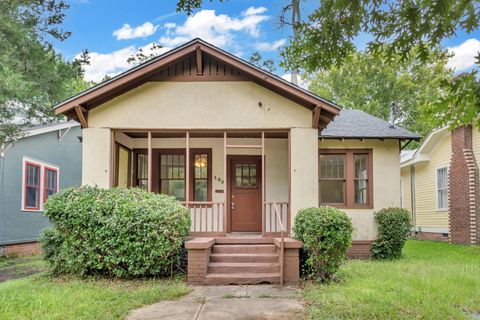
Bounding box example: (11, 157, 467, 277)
(0, 242, 41, 257)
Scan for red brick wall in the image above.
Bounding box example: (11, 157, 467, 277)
(347, 241, 372, 259)
(0, 242, 41, 257)
(449, 126, 479, 245)
(413, 232, 449, 242)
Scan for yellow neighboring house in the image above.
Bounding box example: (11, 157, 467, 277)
(401, 126, 480, 244)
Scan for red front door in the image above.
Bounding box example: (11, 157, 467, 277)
(229, 156, 262, 232)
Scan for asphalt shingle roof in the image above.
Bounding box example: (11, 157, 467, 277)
(320, 109, 420, 140)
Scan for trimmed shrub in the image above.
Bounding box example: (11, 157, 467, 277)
(294, 207, 353, 282)
(371, 207, 412, 260)
(41, 186, 190, 278)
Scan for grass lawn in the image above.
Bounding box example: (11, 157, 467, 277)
(0, 256, 190, 320)
(304, 240, 480, 319)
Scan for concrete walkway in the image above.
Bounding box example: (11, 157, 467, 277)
(127, 285, 305, 320)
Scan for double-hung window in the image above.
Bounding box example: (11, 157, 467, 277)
(22, 158, 59, 211)
(436, 167, 448, 210)
(319, 149, 373, 208)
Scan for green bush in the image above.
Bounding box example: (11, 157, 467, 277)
(41, 186, 190, 278)
(294, 207, 353, 282)
(371, 207, 412, 260)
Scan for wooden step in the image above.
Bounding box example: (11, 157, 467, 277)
(210, 253, 278, 263)
(212, 244, 276, 254)
(204, 272, 281, 285)
(208, 262, 280, 273)
(215, 237, 274, 244)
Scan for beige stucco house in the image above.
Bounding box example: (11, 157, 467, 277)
(401, 126, 480, 245)
(54, 39, 419, 285)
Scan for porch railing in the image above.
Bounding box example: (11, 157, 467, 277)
(264, 202, 289, 234)
(184, 202, 225, 234)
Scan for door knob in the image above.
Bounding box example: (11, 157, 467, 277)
(231, 202, 235, 210)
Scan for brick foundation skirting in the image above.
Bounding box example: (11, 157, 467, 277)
(347, 240, 372, 259)
(413, 232, 449, 242)
(0, 242, 41, 257)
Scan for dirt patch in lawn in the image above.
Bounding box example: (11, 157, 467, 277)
(0, 256, 47, 282)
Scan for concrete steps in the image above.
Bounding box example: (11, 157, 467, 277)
(205, 240, 280, 285)
(204, 272, 281, 285)
(212, 244, 277, 254)
(210, 253, 278, 263)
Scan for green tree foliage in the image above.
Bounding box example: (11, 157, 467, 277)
(0, 0, 90, 145)
(309, 48, 453, 138)
(248, 51, 276, 73)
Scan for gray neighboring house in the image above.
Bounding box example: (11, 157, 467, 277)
(0, 121, 82, 255)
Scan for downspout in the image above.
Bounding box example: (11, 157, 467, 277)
(0, 144, 7, 248)
(410, 165, 416, 228)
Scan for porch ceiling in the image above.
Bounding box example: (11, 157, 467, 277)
(122, 130, 289, 139)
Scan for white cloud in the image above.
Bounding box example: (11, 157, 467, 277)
(281, 73, 309, 90)
(159, 7, 269, 48)
(79, 43, 171, 82)
(113, 22, 159, 40)
(447, 38, 480, 71)
(243, 7, 267, 16)
(254, 39, 286, 51)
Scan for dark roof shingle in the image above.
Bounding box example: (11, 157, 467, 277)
(319, 109, 420, 140)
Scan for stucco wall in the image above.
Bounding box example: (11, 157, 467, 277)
(82, 128, 111, 187)
(290, 128, 319, 228)
(318, 139, 401, 240)
(412, 135, 451, 229)
(0, 126, 82, 245)
(89, 82, 312, 129)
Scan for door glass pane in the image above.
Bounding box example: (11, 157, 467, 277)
(235, 163, 257, 188)
(319, 180, 344, 203)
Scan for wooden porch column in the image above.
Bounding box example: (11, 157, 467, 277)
(223, 131, 227, 235)
(261, 131, 265, 236)
(287, 130, 291, 235)
(147, 130, 152, 192)
(110, 130, 116, 188)
(185, 131, 190, 204)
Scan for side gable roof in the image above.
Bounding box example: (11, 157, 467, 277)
(54, 38, 341, 128)
(400, 127, 449, 167)
(320, 109, 421, 140)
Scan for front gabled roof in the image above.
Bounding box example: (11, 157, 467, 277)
(400, 127, 449, 167)
(54, 38, 341, 127)
(22, 121, 80, 138)
(319, 109, 421, 140)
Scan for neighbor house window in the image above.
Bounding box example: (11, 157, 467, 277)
(319, 149, 373, 208)
(24, 162, 41, 210)
(22, 158, 60, 211)
(436, 167, 448, 210)
(44, 167, 58, 202)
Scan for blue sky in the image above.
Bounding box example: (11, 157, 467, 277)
(55, 0, 480, 82)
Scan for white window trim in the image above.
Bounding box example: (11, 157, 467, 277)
(22, 157, 60, 212)
(435, 165, 448, 211)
